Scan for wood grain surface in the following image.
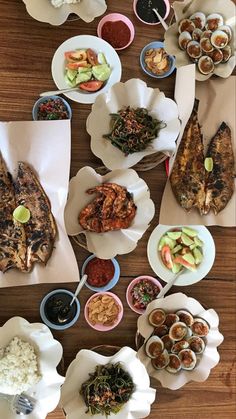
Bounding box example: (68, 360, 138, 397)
(0, 1, 236, 418)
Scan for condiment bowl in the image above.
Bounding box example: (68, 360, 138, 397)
(81, 254, 120, 292)
(140, 41, 176, 79)
(32, 95, 72, 121)
(133, 0, 170, 26)
(126, 275, 163, 314)
(97, 13, 135, 50)
(40, 288, 80, 331)
(84, 291, 123, 331)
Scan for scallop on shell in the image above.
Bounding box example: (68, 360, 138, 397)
(200, 37, 214, 53)
(161, 334, 175, 352)
(171, 339, 189, 354)
(198, 55, 214, 75)
(218, 25, 232, 41)
(145, 335, 164, 358)
(209, 48, 223, 64)
(190, 12, 206, 29)
(211, 30, 229, 49)
(192, 28, 202, 42)
(179, 348, 197, 370)
(148, 308, 166, 327)
(153, 324, 169, 337)
(191, 318, 210, 337)
(186, 40, 202, 59)
(188, 336, 206, 354)
(178, 31, 192, 50)
(201, 30, 212, 39)
(169, 321, 188, 341)
(164, 313, 179, 328)
(151, 349, 169, 370)
(222, 45, 232, 62)
(166, 354, 181, 374)
(206, 13, 224, 31)
(178, 18, 195, 34)
(175, 310, 194, 327)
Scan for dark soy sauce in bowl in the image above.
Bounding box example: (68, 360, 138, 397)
(135, 0, 167, 24)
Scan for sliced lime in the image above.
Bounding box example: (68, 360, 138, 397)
(13, 205, 31, 223)
(204, 157, 213, 172)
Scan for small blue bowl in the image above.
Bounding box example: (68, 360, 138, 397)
(140, 41, 176, 79)
(81, 254, 120, 293)
(40, 288, 80, 331)
(32, 95, 72, 121)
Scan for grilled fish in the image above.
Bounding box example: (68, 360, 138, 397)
(203, 122, 235, 215)
(0, 153, 26, 272)
(14, 162, 57, 271)
(170, 101, 206, 212)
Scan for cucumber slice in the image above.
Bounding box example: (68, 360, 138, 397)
(182, 227, 198, 237)
(181, 233, 194, 246)
(172, 244, 183, 254)
(182, 253, 195, 265)
(193, 248, 203, 264)
(194, 236, 204, 247)
(13, 205, 30, 223)
(98, 52, 107, 64)
(78, 66, 93, 74)
(92, 64, 111, 81)
(65, 73, 77, 87)
(167, 231, 181, 240)
(158, 236, 166, 251)
(66, 69, 77, 81)
(172, 263, 182, 274)
(164, 236, 176, 250)
(76, 71, 92, 84)
(190, 243, 197, 250)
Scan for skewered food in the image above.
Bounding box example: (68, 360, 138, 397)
(79, 182, 136, 233)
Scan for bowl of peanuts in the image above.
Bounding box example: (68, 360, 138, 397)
(84, 292, 124, 331)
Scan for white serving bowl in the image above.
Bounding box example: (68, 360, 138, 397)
(137, 293, 224, 390)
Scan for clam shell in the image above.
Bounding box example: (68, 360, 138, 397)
(211, 30, 229, 49)
(198, 55, 214, 75)
(175, 310, 194, 326)
(148, 308, 166, 327)
(178, 18, 195, 34)
(222, 45, 232, 62)
(166, 354, 181, 373)
(186, 40, 202, 59)
(178, 31, 192, 50)
(192, 28, 202, 42)
(190, 12, 206, 30)
(151, 349, 169, 370)
(206, 13, 224, 31)
(153, 324, 169, 337)
(145, 335, 164, 358)
(201, 30, 212, 39)
(188, 336, 205, 354)
(200, 37, 214, 53)
(209, 48, 223, 64)
(191, 318, 210, 337)
(218, 25, 232, 41)
(164, 313, 179, 328)
(171, 339, 189, 353)
(179, 349, 197, 370)
(161, 334, 175, 352)
(169, 321, 188, 341)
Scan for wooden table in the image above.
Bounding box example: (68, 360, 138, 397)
(0, 1, 235, 418)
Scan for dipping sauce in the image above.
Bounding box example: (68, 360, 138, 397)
(85, 257, 115, 288)
(37, 98, 70, 120)
(130, 278, 160, 310)
(135, 0, 167, 24)
(101, 20, 131, 49)
(44, 291, 77, 326)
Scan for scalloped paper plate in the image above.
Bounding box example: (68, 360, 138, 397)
(164, 0, 236, 81)
(87, 78, 181, 169)
(64, 166, 155, 259)
(22, 0, 107, 25)
(0, 317, 64, 419)
(60, 347, 156, 418)
(137, 293, 224, 390)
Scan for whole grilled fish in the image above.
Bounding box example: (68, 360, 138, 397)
(170, 101, 206, 212)
(203, 122, 235, 215)
(0, 153, 26, 272)
(14, 162, 57, 271)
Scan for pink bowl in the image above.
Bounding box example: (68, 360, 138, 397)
(97, 13, 135, 51)
(84, 291, 124, 331)
(133, 0, 170, 26)
(126, 276, 163, 314)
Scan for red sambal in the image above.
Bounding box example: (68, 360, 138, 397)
(101, 20, 131, 49)
(85, 257, 115, 287)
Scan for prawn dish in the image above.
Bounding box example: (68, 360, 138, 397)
(78, 183, 137, 233)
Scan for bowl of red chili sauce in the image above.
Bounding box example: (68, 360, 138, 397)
(126, 276, 162, 314)
(97, 13, 135, 51)
(81, 254, 120, 292)
(32, 95, 72, 121)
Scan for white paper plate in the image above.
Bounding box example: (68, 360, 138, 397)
(137, 293, 224, 390)
(147, 225, 215, 286)
(87, 78, 181, 169)
(60, 347, 156, 419)
(51, 35, 122, 104)
(0, 317, 64, 419)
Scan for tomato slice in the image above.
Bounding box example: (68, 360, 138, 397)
(79, 80, 104, 92)
(161, 245, 173, 270)
(87, 48, 98, 66)
(66, 61, 90, 70)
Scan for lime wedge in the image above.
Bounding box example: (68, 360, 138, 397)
(13, 205, 31, 223)
(204, 157, 213, 172)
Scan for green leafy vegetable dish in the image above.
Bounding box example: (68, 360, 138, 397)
(80, 362, 134, 416)
(103, 106, 166, 155)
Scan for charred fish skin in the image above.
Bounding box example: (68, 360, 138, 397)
(204, 122, 235, 215)
(170, 101, 206, 212)
(14, 162, 57, 271)
(0, 153, 26, 272)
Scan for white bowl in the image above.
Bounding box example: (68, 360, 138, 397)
(137, 293, 224, 390)
(64, 166, 155, 259)
(22, 0, 107, 25)
(147, 224, 215, 286)
(51, 35, 122, 104)
(87, 78, 180, 170)
(60, 346, 156, 418)
(0, 317, 64, 419)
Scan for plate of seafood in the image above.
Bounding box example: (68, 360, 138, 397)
(164, 0, 235, 81)
(0, 317, 64, 419)
(86, 78, 181, 170)
(64, 166, 155, 259)
(22, 0, 107, 25)
(60, 346, 156, 418)
(137, 293, 224, 390)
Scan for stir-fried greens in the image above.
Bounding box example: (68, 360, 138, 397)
(80, 362, 134, 416)
(103, 106, 166, 155)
